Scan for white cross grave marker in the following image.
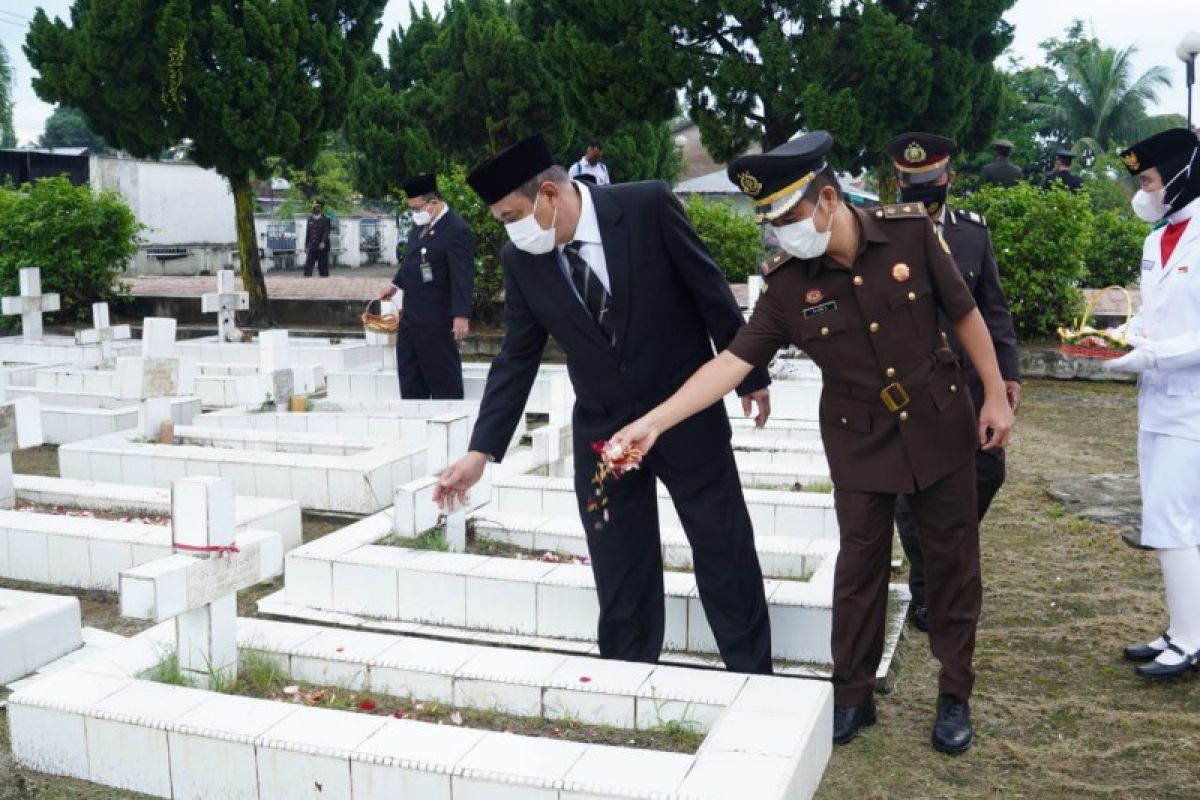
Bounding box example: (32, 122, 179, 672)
(74, 302, 131, 365)
(115, 318, 197, 436)
(119, 476, 282, 683)
(200, 269, 249, 343)
(0, 375, 44, 509)
(1, 268, 61, 343)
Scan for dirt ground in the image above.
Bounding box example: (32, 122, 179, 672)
(3, 379, 1197, 798)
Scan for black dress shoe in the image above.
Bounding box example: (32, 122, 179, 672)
(832, 700, 877, 745)
(1124, 632, 1170, 663)
(931, 695, 973, 755)
(910, 604, 929, 633)
(1135, 643, 1199, 680)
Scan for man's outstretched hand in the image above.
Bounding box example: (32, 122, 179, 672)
(433, 451, 489, 512)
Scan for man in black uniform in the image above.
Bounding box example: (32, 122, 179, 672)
(380, 173, 475, 399)
(303, 200, 332, 277)
(883, 132, 1022, 632)
(979, 139, 1023, 188)
(1045, 146, 1084, 193)
(433, 133, 775, 674)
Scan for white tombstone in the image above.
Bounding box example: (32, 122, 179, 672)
(259, 330, 295, 406)
(115, 318, 197, 436)
(200, 269, 249, 343)
(0, 387, 43, 509)
(118, 476, 283, 684)
(747, 275, 764, 312)
(74, 302, 132, 365)
(1, 268, 61, 342)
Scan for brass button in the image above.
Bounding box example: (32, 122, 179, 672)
(820, 326, 830, 336)
(840, 417, 848, 425)
(853, 276, 864, 286)
(899, 411, 909, 421)
(886, 367, 896, 378)
(869, 322, 880, 333)
(907, 291, 916, 301)
(950, 384, 958, 393)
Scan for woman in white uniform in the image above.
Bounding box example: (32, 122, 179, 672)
(1104, 127, 1200, 679)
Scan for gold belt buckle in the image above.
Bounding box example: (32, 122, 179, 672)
(880, 382, 910, 413)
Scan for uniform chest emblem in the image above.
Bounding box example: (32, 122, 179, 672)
(891, 263, 911, 282)
(805, 287, 824, 305)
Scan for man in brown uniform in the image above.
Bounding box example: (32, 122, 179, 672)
(610, 131, 1014, 754)
(882, 132, 1022, 632)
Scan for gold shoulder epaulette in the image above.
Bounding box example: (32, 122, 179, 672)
(876, 202, 927, 220)
(760, 250, 791, 277)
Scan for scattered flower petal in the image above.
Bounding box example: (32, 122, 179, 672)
(579, 676, 592, 684)
(393, 710, 408, 719)
(358, 700, 377, 711)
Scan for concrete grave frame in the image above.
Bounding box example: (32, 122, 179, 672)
(7, 616, 833, 799)
(0, 588, 82, 684)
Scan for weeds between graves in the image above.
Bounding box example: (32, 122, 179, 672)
(139, 648, 704, 753)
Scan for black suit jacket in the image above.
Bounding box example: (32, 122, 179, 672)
(391, 208, 475, 327)
(304, 214, 331, 252)
(942, 207, 1021, 381)
(469, 180, 770, 460)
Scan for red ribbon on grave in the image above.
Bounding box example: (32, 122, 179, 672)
(173, 541, 241, 561)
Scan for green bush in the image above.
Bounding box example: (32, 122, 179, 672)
(0, 177, 140, 324)
(954, 182, 1092, 339)
(681, 195, 762, 283)
(1085, 209, 1148, 288)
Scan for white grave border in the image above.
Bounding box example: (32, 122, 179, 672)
(6, 616, 832, 800)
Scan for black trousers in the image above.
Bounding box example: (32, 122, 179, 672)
(396, 324, 464, 400)
(303, 248, 329, 277)
(834, 465, 981, 706)
(894, 371, 1004, 607)
(572, 401, 773, 674)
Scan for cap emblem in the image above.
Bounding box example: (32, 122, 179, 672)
(738, 171, 763, 196)
(903, 141, 926, 163)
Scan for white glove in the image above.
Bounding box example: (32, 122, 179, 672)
(1124, 330, 1151, 349)
(1103, 346, 1157, 373)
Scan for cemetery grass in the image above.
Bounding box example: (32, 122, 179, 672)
(140, 649, 704, 754)
(816, 379, 1200, 799)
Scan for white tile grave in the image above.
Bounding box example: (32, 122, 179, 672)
(0, 588, 81, 684)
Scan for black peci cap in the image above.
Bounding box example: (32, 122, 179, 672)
(403, 173, 438, 198)
(883, 132, 957, 185)
(1120, 128, 1198, 175)
(467, 133, 556, 205)
(727, 131, 835, 223)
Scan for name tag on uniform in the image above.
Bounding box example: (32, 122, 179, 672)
(1142, 259, 1155, 272)
(803, 301, 837, 318)
(420, 247, 433, 283)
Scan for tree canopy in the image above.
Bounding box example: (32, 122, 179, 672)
(38, 106, 108, 151)
(26, 0, 387, 322)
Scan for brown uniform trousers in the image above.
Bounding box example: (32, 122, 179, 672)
(729, 204, 983, 706)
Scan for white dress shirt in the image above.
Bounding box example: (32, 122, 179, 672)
(557, 182, 611, 307)
(569, 157, 611, 186)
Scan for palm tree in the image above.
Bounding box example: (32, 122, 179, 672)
(1035, 42, 1186, 155)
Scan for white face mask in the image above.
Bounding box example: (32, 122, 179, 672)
(775, 198, 835, 259)
(1131, 189, 1167, 223)
(505, 192, 558, 254)
(411, 209, 432, 227)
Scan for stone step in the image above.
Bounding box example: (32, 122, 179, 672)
(468, 509, 834, 580)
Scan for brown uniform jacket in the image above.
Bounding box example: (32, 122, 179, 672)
(940, 207, 1020, 381)
(729, 205, 979, 494)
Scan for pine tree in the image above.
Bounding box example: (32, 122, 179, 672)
(25, 0, 386, 323)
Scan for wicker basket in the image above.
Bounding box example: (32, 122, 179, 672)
(362, 298, 399, 333)
(1058, 286, 1133, 360)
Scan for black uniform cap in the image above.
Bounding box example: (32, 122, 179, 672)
(882, 132, 957, 185)
(1120, 128, 1198, 176)
(727, 131, 834, 223)
(992, 138, 1014, 152)
(1054, 147, 1076, 163)
(403, 173, 438, 198)
(467, 133, 555, 205)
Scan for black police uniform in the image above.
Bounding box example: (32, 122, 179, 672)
(883, 132, 1021, 621)
(392, 174, 476, 399)
(1045, 147, 1083, 193)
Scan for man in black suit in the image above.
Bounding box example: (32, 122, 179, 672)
(1044, 147, 1084, 193)
(884, 132, 1022, 632)
(434, 133, 774, 674)
(303, 200, 332, 277)
(380, 173, 475, 399)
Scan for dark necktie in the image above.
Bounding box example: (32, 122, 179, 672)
(564, 241, 616, 347)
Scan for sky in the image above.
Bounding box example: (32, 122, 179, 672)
(2, 0, 1196, 145)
